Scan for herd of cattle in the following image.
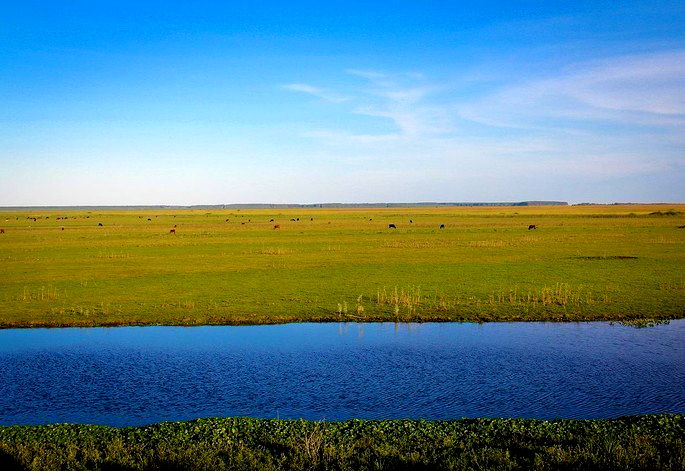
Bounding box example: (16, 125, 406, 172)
(4, 214, 685, 235)
(0, 219, 542, 234)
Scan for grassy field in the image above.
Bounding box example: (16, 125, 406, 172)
(0, 205, 683, 327)
(0, 415, 683, 470)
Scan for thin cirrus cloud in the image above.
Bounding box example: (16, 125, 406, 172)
(282, 83, 349, 103)
(285, 50, 685, 188)
(459, 50, 685, 129)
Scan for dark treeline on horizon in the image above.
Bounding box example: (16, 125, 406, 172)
(0, 201, 571, 211)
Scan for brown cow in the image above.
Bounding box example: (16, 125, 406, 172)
(0, 229, 4, 234)
(273, 224, 280, 229)
(169, 228, 176, 234)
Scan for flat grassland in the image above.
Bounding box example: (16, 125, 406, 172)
(0, 205, 683, 327)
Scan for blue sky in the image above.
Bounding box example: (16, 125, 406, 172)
(1, 1, 684, 205)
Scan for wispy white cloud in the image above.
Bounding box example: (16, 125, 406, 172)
(284, 52, 685, 197)
(459, 50, 685, 129)
(282, 83, 349, 103)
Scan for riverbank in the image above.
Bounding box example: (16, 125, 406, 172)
(1, 205, 683, 328)
(0, 415, 683, 470)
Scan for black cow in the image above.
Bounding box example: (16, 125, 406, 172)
(98, 223, 103, 226)
(439, 224, 445, 229)
(528, 224, 537, 230)
(388, 224, 397, 229)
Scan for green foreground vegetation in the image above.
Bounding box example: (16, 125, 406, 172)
(1, 205, 683, 327)
(1, 415, 683, 470)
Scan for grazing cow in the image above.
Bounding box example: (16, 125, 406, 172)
(678, 225, 685, 229)
(98, 223, 103, 226)
(369, 218, 373, 221)
(388, 224, 397, 229)
(270, 219, 274, 222)
(147, 218, 152, 221)
(273, 224, 280, 229)
(310, 218, 313, 221)
(225, 219, 229, 222)
(0, 229, 4, 234)
(296, 218, 300, 221)
(409, 220, 413, 224)
(169, 228, 176, 234)
(439, 224, 445, 229)
(61, 227, 64, 231)
(528, 224, 537, 230)
(290, 218, 296, 222)
(173, 224, 177, 228)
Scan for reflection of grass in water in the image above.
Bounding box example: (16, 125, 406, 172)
(614, 319, 671, 328)
(0, 415, 682, 470)
(0, 204, 683, 327)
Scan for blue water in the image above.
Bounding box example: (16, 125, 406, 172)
(0, 321, 683, 427)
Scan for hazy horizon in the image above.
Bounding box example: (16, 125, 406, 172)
(2, 1, 684, 206)
(4, 201, 685, 211)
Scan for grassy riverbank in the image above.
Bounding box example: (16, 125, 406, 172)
(1, 205, 683, 327)
(0, 415, 683, 470)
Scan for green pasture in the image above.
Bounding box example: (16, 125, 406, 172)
(0, 205, 683, 327)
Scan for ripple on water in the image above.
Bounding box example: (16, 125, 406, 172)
(0, 321, 683, 426)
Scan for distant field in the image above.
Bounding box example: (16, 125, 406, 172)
(0, 205, 683, 327)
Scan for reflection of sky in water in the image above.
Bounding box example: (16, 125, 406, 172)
(0, 321, 683, 427)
